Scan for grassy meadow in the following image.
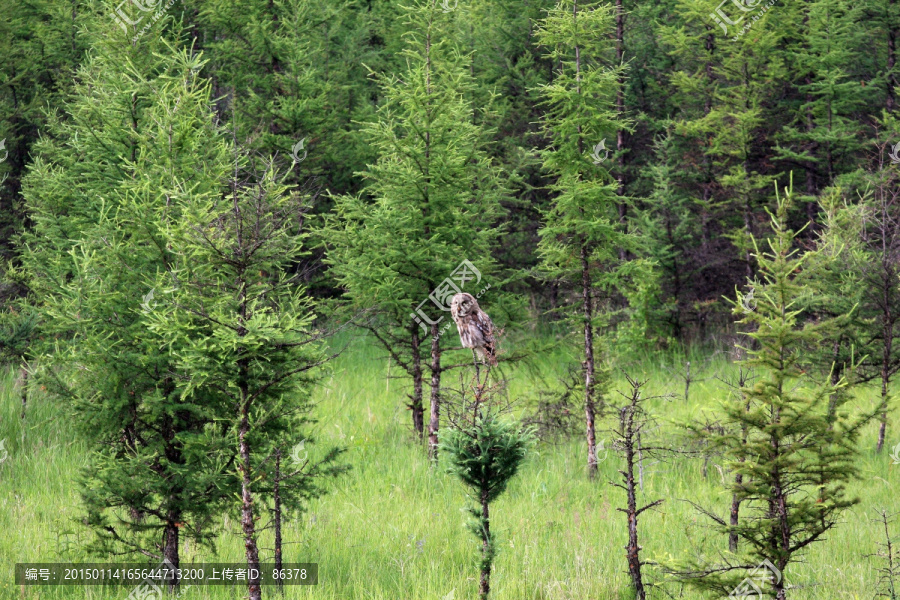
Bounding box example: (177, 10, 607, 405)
(1, 334, 898, 599)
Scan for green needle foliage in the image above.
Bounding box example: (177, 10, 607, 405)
(143, 153, 338, 599)
(533, 0, 651, 477)
(441, 385, 531, 600)
(676, 186, 872, 599)
(18, 26, 239, 566)
(322, 0, 509, 451)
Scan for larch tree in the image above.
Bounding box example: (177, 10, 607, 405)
(322, 0, 508, 456)
(188, 0, 376, 196)
(441, 379, 531, 600)
(19, 29, 237, 577)
(145, 153, 334, 600)
(675, 187, 870, 599)
(533, 0, 634, 478)
(775, 0, 867, 225)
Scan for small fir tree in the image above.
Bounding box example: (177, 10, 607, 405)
(441, 379, 531, 600)
(19, 31, 237, 576)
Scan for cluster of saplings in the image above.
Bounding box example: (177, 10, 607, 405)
(0, 0, 899, 598)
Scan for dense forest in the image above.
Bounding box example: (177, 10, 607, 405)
(2, 0, 899, 339)
(2, 0, 900, 598)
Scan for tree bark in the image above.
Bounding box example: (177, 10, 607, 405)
(889, 0, 897, 113)
(581, 243, 598, 478)
(428, 323, 442, 459)
(878, 297, 892, 452)
(728, 472, 743, 553)
(479, 488, 491, 600)
(622, 408, 645, 600)
(162, 515, 179, 592)
(615, 0, 627, 256)
(411, 323, 424, 437)
(274, 448, 284, 594)
(804, 81, 819, 231)
(159, 387, 182, 593)
(239, 396, 263, 600)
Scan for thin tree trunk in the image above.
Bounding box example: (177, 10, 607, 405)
(239, 397, 263, 600)
(889, 0, 897, 113)
(878, 305, 892, 452)
(623, 408, 645, 600)
(162, 516, 179, 592)
(274, 448, 284, 594)
(428, 323, 442, 459)
(581, 243, 598, 478)
(805, 84, 818, 231)
(479, 488, 491, 600)
(411, 324, 424, 437)
(637, 431, 644, 492)
(728, 472, 743, 553)
(159, 393, 182, 593)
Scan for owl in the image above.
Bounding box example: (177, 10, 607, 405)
(450, 293, 497, 367)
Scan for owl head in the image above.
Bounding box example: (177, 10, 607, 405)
(450, 292, 477, 317)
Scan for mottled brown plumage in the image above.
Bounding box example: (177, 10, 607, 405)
(450, 292, 497, 366)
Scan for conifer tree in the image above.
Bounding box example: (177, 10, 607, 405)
(0, 0, 90, 263)
(145, 156, 333, 600)
(533, 0, 633, 477)
(441, 380, 531, 600)
(19, 29, 237, 575)
(816, 167, 900, 451)
(775, 0, 868, 223)
(323, 0, 508, 455)
(675, 187, 868, 599)
(188, 0, 373, 194)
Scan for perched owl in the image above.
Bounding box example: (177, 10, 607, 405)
(450, 293, 497, 366)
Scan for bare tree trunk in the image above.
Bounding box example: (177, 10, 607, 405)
(411, 324, 424, 437)
(162, 515, 179, 592)
(683, 361, 691, 403)
(479, 488, 491, 600)
(274, 448, 284, 594)
(581, 244, 598, 478)
(622, 407, 645, 600)
(877, 511, 898, 598)
(878, 306, 892, 452)
(158, 398, 182, 592)
(428, 323, 442, 460)
(637, 431, 644, 492)
(239, 396, 263, 600)
(700, 31, 715, 255)
(804, 85, 818, 231)
(728, 472, 743, 552)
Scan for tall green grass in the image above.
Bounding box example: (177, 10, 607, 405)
(0, 335, 897, 599)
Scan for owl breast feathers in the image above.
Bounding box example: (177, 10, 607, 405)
(449, 292, 497, 366)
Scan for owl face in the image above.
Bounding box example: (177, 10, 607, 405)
(450, 293, 476, 317)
